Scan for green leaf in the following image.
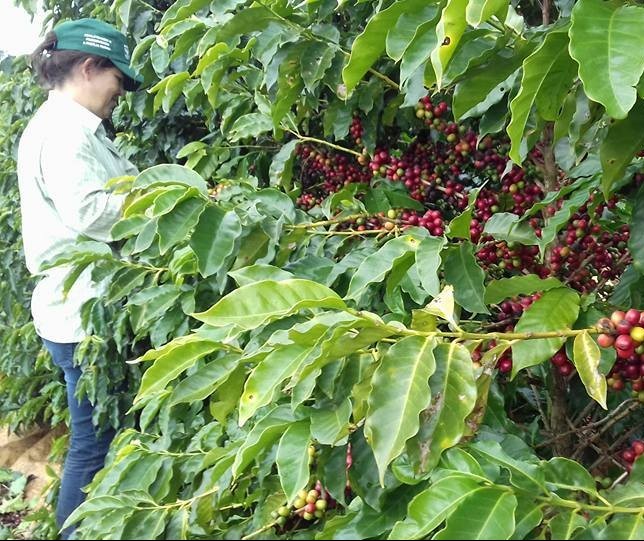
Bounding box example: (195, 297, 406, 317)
(159, 0, 210, 29)
(269, 140, 298, 189)
(485, 275, 563, 305)
(630, 185, 644, 274)
(210, 365, 246, 424)
(415, 236, 446, 297)
(157, 197, 206, 254)
(132, 164, 208, 194)
(229, 113, 273, 141)
(232, 405, 295, 477)
(388, 475, 484, 539)
(447, 187, 482, 239)
(511, 498, 543, 540)
(610, 264, 644, 308)
(443, 242, 489, 314)
(439, 448, 489, 478)
(106, 267, 149, 303)
(433, 487, 517, 540)
(161, 71, 190, 113)
(365, 336, 437, 485)
(511, 288, 580, 378)
(110, 215, 147, 240)
(127, 284, 183, 333)
(190, 206, 242, 278)
(385, 5, 440, 61)
(169, 353, 240, 405)
(239, 342, 313, 425)
(346, 235, 421, 302)
(276, 421, 311, 505)
(544, 457, 598, 497)
(549, 510, 587, 540)
(229, 264, 293, 287)
(310, 398, 352, 445)
(573, 331, 607, 409)
(150, 186, 192, 217)
(399, 15, 440, 87)
(537, 184, 593, 256)
(272, 77, 302, 129)
(600, 101, 644, 196)
(598, 514, 644, 540)
(287, 312, 370, 388)
(63, 495, 137, 528)
(194, 42, 229, 76)
(483, 213, 539, 245)
(569, 0, 644, 119)
(121, 509, 169, 540)
(466, 0, 507, 26)
(470, 439, 545, 492)
(150, 41, 170, 76)
(122, 186, 170, 217)
(507, 29, 576, 163)
(608, 477, 644, 508)
(534, 49, 578, 122)
(193, 279, 346, 329)
(342, 0, 427, 94)
(431, 0, 468, 87)
(134, 337, 222, 404)
(407, 342, 476, 473)
(452, 52, 523, 121)
(300, 42, 337, 93)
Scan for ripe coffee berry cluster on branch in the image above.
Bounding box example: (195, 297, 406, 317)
(597, 310, 644, 399)
(620, 439, 644, 471)
(293, 94, 632, 300)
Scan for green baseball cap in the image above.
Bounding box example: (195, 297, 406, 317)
(53, 18, 143, 91)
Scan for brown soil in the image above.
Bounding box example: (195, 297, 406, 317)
(0, 424, 64, 502)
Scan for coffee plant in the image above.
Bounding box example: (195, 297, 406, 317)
(0, 56, 66, 431)
(3, 0, 644, 539)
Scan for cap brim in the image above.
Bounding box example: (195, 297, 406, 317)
(112, 60, 143, 91)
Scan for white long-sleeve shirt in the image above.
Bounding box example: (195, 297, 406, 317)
(17, 91, 137, 343)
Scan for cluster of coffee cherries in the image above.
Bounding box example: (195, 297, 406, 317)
(620, 439, 644, 471)
(596, 309, 644, 398)
(415, 96, 449, 125)
(349, 115, 363, 145)
(271, 481, 334, 528)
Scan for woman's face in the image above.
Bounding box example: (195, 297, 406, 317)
(85, 65, 125, 119)
(66, 60, 125, 119)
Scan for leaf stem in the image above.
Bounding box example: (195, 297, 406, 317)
(136, 485, 219, 511)
(536, 495, 643, 515)
(241, 521, 277, 540)
(289, 214, 366, 229)
(285, 129, 363, 157)
(386, 326, 600, 341)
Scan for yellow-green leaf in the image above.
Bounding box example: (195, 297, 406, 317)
(573, 331, 607, 409)
(569, 0, 644, 119)
(193, 279, 347, 329)
(430, 0, 468, 88)
(365, 336, 437, 485)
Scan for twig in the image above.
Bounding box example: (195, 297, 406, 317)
(285, 129, 362, 157)
(537, 399, 639, 449)
(242, 521, 278, 540)
(288, 214, 366, 229)
(531, 384, 551, 432)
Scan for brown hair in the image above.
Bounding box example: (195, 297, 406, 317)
(30, 31, 115, 89)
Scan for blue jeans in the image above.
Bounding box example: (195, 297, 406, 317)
(42, 339, 115, 539)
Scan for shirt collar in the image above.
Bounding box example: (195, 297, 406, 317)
(47, 90, 103, 134)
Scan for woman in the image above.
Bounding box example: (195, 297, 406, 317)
(17, 18, 142, 538)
